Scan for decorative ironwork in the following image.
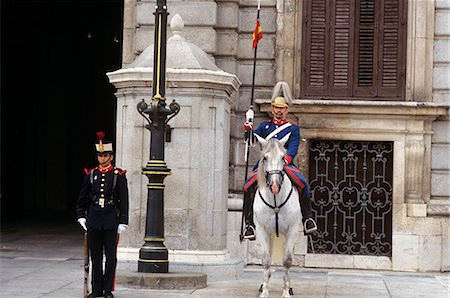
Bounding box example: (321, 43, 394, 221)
(308, 140, 393, 256)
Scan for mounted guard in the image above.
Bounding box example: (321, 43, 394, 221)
(241, 82, 318, 241)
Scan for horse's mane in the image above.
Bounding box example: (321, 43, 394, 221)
(257, 139, 285, 188)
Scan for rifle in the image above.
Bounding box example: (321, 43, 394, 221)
(83, 231, 89, 298)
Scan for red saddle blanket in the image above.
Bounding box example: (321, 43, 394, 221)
(243, 165, 306, 192)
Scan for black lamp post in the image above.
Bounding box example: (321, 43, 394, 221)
(136, 0, 180, 273)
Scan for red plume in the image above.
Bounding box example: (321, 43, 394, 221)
(96, 131, 105, 140)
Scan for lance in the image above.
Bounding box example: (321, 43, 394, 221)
(240, 0, 262, 242)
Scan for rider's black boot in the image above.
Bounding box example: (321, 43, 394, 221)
(242, 188, 256, 241)
(299, 194, 318, 235)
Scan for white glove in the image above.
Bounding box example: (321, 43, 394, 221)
(117, 224, 128, 234)
(77, 218, 87, 231)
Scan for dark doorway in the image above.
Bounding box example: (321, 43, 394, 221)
(1, 0, 123, 222)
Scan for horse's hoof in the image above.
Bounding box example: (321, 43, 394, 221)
(289, 287, 294, 295)
(259, 293, 270, 298)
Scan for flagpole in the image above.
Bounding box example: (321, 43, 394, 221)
(250, 0, 261, 108)
(240, 0, 261, 242)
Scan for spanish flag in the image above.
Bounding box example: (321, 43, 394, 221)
(252, 19, 263, 48)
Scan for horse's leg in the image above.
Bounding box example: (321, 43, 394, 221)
(281, 228, 297, 298)
(256, 225, 271, 298)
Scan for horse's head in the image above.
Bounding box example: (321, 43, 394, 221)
(256, 133, 290, 194)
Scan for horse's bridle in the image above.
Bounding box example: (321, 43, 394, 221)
(257, 184, 294, 237)
(265, 169, 284, 188)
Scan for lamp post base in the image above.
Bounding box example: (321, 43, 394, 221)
(138, 242, 169, 273)
(138, 260, 169, 273)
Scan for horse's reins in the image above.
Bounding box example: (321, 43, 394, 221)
(257, 180, 294, 237)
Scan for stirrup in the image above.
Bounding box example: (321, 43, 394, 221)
(304, 218, 317, 235)
(243, 224, 256, 241)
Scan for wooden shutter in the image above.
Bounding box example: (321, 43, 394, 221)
(301, 0, 407, 100)
(377, 0, 407, 98)
(329, 0, 354, 96)
(354, 0, 377, 97)
(302, 0, 329, 96)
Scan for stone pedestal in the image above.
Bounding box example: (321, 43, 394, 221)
(107, 15, 243, 281)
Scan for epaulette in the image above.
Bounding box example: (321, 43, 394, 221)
(114, 167, 127, 175)
(84, 167, 96, 175)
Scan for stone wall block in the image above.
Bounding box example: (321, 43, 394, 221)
(238, 34, 275, 59)
(433, 65, 450, 89)
(135, 26, 154, 54)
(227, 210, 248, 260)
(353, 256, 392, 270)
(165, 129, 192, 169)
(418, 235, 442, 271)
(431, 144, 450, 169)
(239, 0, 276, 6)
(136, 26, 217, 54)
(432, 121, 450, 143)
(441, 219, 450, 271)
(433, 91, 450, 105)
(305, 254, 354, 268)
(436, 0, 450, 9)
(412, 217, 443, 236)
(238, 7, 276, 33)
(392, 203, 413, 234)
(392, 235, 419, 271)
(237, 87, 273, 112)
(165, 168, 191, 209)
(165, 209, 189, 246)
(431, 171, 450, 197)
(216, 30, 239, 56)
(217, 2, 239, 28)
(182, 27, 217, 54)
(435, 10, 450, 35)
(216, 58, 238, 76)
(237, 61, 275, 86)
(434, 40, 450, 63)
(136, 1, 217, 26)
(229, 113, 245, 139)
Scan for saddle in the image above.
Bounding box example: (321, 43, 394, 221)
(243, 165, 305, 192)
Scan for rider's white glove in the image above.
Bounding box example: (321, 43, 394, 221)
(77, 218, 87, 231)
(117, 224, 128, 235)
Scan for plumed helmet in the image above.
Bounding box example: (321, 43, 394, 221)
(271, 96, 289, 108)
(94, 131, 113, 153)
(271, 81, 293, 108)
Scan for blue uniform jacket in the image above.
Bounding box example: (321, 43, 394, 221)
(76, 166, 129, 230)
(246, 119, 301, 162)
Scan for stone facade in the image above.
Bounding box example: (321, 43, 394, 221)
(118, 0, 450, 274)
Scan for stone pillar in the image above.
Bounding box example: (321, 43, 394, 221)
(107, 15, 243, 280)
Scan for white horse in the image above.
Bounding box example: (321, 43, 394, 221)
(253, 133, 301, 298)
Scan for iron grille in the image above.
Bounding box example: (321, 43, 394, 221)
(308, 140, 393, 256)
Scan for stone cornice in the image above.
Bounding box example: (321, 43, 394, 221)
(107, 67, 241, 96)
(256, 99, 449, 119)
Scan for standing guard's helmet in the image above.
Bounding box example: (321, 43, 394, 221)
(94, 131, 113, 153)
